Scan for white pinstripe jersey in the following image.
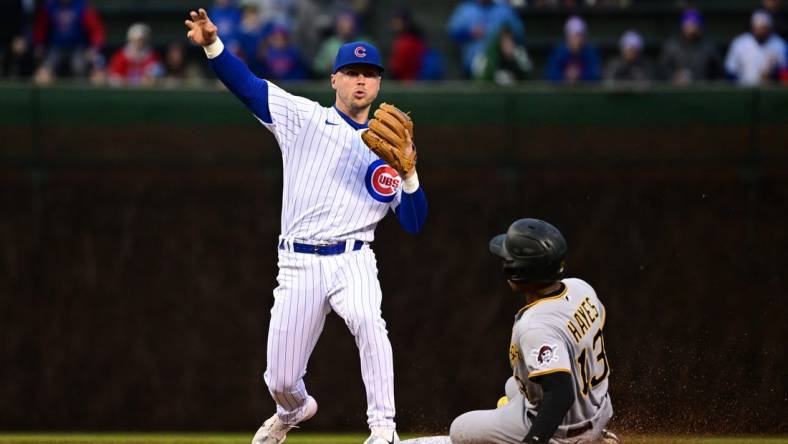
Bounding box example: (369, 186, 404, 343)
(509, 278, 612, 432)
(259, 81, 403, 243)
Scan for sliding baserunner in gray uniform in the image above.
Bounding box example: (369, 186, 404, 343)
(404, 219, 621, 444)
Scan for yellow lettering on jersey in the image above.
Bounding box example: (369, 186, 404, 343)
(567, 298, 601, 343)
(567, 320, 583, 343)
(573, 312, 589, 335)
(581, 297, 599, 324)
(509, 343, 521, 367)
(588, 297, 600, 321)
(576, 305, 591, 326)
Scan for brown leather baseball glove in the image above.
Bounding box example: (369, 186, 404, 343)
(361, 103, 416, 176)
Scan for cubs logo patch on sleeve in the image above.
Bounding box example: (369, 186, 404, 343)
(365, 159, 401, 203)
(530, 344, 560, 368)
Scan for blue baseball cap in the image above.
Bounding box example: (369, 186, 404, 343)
(333, 41, 384, 74)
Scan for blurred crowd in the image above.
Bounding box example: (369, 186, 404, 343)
(450, 0, 788, 86)
(2, 0, 788, 87)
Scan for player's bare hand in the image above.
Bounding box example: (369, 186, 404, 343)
(184, 8, 217, 47)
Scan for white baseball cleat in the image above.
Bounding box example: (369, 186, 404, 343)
(363, 427, 400, 444)
(251, 396, 318, 444)
(601, 429, 621, 444)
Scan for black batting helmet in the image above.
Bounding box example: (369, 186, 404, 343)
(489, 218, 567, 284)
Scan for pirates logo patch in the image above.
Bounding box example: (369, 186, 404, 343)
(530, 344, 560, 368)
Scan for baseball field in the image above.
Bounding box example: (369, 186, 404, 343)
(0, 434, 786, 444)
(3, 1, 788, 441)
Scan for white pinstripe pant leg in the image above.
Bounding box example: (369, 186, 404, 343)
(327, 247, 396, 429)
(264, 250, 330, 424)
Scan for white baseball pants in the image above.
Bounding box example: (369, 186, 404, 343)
(263, 242, 396, 429)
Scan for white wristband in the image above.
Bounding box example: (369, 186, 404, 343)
(203, 37, 224, 59)
(402, 171, 420, 194)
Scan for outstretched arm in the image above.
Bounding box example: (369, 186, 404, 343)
(185, 8, 271, 123)
(523, 372, 575, 443)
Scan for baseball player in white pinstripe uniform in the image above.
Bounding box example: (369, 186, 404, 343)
(185, 8, 428, 444)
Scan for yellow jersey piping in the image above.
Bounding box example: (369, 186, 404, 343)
(517, 285, 569, 316)
(528, 368, 572, 380)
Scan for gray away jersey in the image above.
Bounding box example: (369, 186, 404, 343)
(509, 278, 613, 434)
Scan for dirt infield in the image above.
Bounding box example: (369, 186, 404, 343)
(0, 434, 786, 444)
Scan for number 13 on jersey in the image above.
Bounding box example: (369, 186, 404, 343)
(576, 328, 610, 396)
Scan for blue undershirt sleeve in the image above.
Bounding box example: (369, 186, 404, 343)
(208, 48, 272, 124)
(394, 187, 428, 234)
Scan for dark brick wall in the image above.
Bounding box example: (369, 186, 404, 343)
(1, 88, 786, 433)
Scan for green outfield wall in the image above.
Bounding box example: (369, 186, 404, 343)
(4, 82, 788, 126)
